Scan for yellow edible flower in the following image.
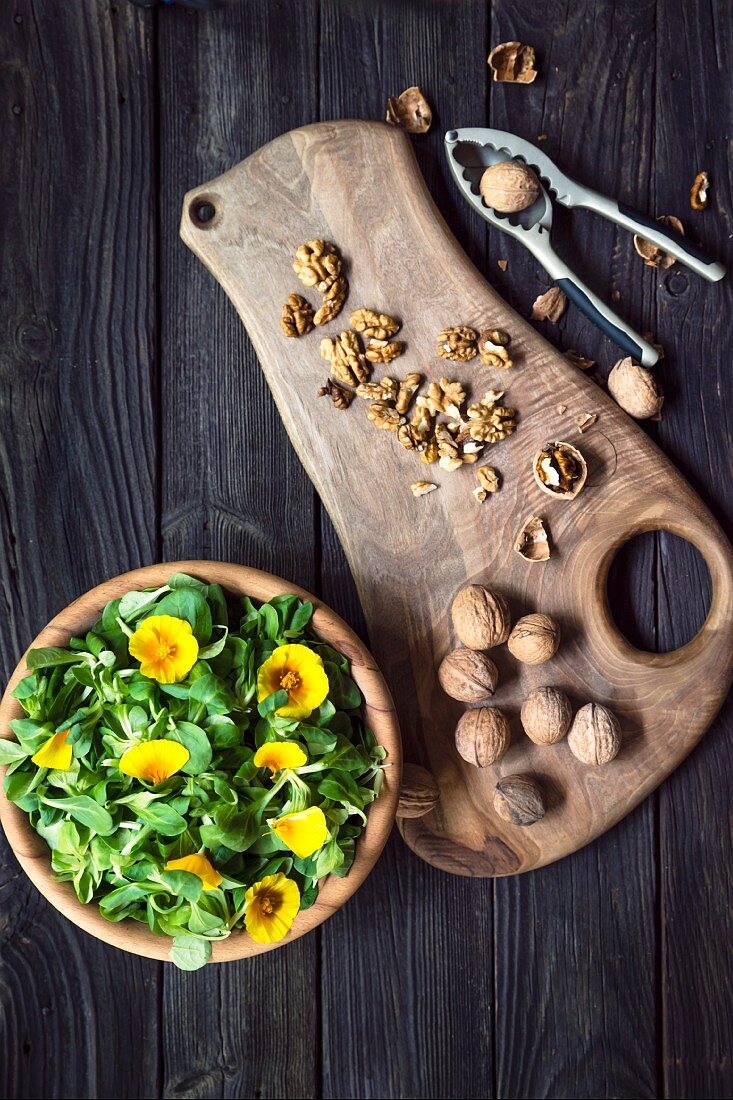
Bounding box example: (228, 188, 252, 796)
(256, 643, 329, 719)
(270, 806, 328, 859)
(244, 872, 300, 944)
(253, 741, 307, 774)
(119, 739, 190, 785)
(31, 730, 73, 771)
(128, 615, 199, 684)
(165, 853, 222, 891)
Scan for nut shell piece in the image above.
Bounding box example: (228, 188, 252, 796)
(455, 707, 511, 768)
(493, 775, 546, 825)
(479, 161, 541, 214)
(397, 763, 440, 819)
(608, 358, 664, 420)
(451, 585, 511, 649)
(520, 686, 572, 744)
(507, 613, 560, 665)
(567, 703, 621, 765)
(533, 440, 587, 500)
(438, 648, 499, 703)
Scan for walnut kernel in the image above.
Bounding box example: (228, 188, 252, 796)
(293, 239, 341, 292)
(280, 293, 314, 337)
(349, 309, 400, 340)
(690, 170, 710, 211)
(313, 275, 348, 326)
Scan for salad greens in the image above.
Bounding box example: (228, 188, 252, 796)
(0, 573, 385, 970)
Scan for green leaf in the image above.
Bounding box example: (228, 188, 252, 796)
(168, 722, 213, 774)
(287, 601, 314, 635)
(169, 935, 212, 971)
(161, 869, 203, 902)
(118, 585, 170, 622)
(133, 801, 188, 836)
(0, 740, 29, 765)
(153, 589, 212, 643)
(257, 689, 287, 718)
(323, 662, 362, 709)
(26, 647, 88, 670)
(314, 837, 344, 878)
(259, 603, 280, 640)
(197, 626, 229, 660)
(189, 674, 238, 715)
(214, 803, 261, 852)
(41, 794, 116, 836)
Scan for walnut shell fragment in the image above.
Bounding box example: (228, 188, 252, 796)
(531, 286, 567, 322)
(533, 440, 587, 499)
(514, 515, 550, 562)
(397, 763, 440, 818)
(493, 775, 546, 826)
(439, 647, 499, 703)
(608, 357, 664, 420)
(633, 215, 684, 269)
(455, 707, 511, 768)
(488, 41, 538, 84)
(690, 170, 710, 211)
(565, 349, 595, 371)
(480, 161, 541, 214)
(385, 86, 432, 134)
(567, 703, 621, 765)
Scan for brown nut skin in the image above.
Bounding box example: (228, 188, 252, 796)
(507, 613, 560, 665)
(608, 358, 664, 420)
(520, 686, 572, 744)
(438, 648, 499, 703)
(493, 774, 546, 825)
(451, 585, 511, 650)
(454, 707, 510, 768)
(567, 703, 621, 765)
(397, 763, 440, 819)
(480, 161, 541, 213)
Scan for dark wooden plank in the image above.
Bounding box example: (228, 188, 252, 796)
(0, 2, 161, 1098)
(490, 3, 659, 1096)
(157, 3, 321, 1097)
(317, 3, 495, 1097)
(653, 3, 733, 1096)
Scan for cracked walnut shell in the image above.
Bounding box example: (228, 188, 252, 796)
(514, 515, 550, 562)
(690, 170, 710, 211)
(349, 308, 400, 340)
(633, 215, 684, 269)
(385, 86, 432, 134)
(488, 40, 538, 84)
(567, 703, 621, 765)
(455, 707, 511, 768)
(280, 293, 314, 337)
(451, 585, 511, 649)
(293, 239, 342, 292)
(507, 613, 560, 665)
(520, 686, 572, 745)
(439, 647, 498, 703)
(533, 441, 587, 499)
(531, 286, 567, 322)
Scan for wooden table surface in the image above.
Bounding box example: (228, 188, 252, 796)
(0, 2, 731, 1097)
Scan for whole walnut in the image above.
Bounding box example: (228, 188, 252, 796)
(493, 774, 546, 826)
(451, 585, 511, 649)
(507, 613, 560, 665)
(608, 357, 664, 420)
(438, 647, 498, 702)
(520, 686, 572, 744)
(397, 763, 440, 819)
(480, 161, 541, 214)
(567, 703, 621, 765)
(455, 707, 510, 768)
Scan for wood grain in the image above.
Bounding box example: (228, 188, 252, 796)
(0, 3, 161, 1097)
(181, 117, 733, 881)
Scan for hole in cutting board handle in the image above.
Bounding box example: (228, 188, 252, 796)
(606, 531, 712, 653)
(189, 195, 219, 229)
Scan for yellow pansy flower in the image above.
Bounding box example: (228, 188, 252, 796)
(128, 615, 199, 684)
(244, 873, 300, 944)
(31, 730, 73, 771)
(270, 806, 328, 859)
(253, 741, 307, 774)
(256, 643, 329, 719)
(165, 853, 222, 891)
(119, 739, 190, 785)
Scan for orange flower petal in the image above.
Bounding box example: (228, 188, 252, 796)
(31, 730, 73, 771)
(244, 873, 300, 944)
(119, 739, 190, 785)
(253, 741, 307, 774)
(129, 615, 199, 684)
(256, 644, 329, 719)
(270, 806, 329, 859)
(165, 853, 222, 891)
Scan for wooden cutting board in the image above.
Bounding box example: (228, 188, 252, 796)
(180, 119, 733, 877)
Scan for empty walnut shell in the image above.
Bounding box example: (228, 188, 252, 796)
(451, 585, 511, 649)
(385, 86, 432, 134)
(479, 161, 541, 214)
(533, 440, 587, 499)
(397, 763, 440, 819)
(438, 647, 499, 703)
(608, 358, 664, 420)
(520, 686, 572, 744)
(493, 774, 546, 826)
(455, 707, 510, 768)
(508, 613, 560, 665)
(567, 703, 621, 765)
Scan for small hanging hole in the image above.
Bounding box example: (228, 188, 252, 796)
(189, 197, 218, 228)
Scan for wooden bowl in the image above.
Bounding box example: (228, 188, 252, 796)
(0, 561, 402, 962)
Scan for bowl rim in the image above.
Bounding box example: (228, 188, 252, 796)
(0, 560, 402, 962)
